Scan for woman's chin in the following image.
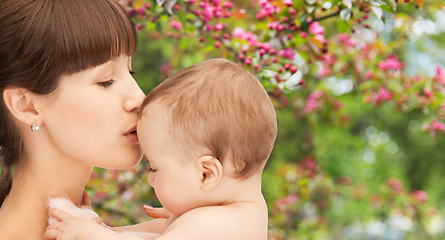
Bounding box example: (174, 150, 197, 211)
(98, 152, 143, 170)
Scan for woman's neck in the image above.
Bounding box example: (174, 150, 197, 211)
(0, 153, 93, 239)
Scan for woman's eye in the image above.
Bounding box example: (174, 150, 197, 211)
(148, 167, 157, 173)
(129, 71, 135, 75)
(98, 79, 115, 88)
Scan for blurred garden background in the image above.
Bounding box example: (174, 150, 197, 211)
(85, 0, 445, 239)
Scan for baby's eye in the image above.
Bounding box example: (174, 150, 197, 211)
(148, 167, 157, 173)
(129, 71, 135, 75)
(97, 79, 115, 88)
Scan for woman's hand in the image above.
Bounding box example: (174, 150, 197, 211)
(44, 209, 102, 240)
(143, 205, 172, 219)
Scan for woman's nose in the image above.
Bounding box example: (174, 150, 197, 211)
(123, 78, 146, 113)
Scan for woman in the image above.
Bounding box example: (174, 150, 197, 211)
(0, 0, 146, 238)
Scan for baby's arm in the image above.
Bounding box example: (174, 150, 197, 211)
(114, 218, 168, 234)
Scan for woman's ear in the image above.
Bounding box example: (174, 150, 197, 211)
(3, 87, 40, 126)
(197, 155, 223, 192)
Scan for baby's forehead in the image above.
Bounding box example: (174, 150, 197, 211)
(138, 106, 171, 133)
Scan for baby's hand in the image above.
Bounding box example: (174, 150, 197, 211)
(44, 209, 102, 240)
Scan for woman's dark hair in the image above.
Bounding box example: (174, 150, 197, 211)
(0, 0, 137, 205)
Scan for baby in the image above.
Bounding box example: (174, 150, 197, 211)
(44, 58, 278, 240)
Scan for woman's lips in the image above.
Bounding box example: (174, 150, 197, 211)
(124, 125, 139, 143)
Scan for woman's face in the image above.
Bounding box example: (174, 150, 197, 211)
(37, 55, 145, 169)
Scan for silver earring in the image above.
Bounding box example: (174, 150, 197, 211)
(31, 123, 40, 132)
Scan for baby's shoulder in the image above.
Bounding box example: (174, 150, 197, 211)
(165, 202, 268, 240)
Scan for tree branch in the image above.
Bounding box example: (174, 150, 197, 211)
(310, 9, 342, 24)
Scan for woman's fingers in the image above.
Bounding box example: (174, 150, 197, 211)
(143, 205, 172, 219)
(49, 208, 74, 221)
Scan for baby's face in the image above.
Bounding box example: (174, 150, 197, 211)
(137, 114, 202, 217)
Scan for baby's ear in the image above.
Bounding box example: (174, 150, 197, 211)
(196, 155, 222, 192)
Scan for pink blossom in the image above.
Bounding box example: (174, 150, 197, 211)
(338, 33, 349, 42)
(301, 31, 307, 38)
(135, 23, 143, 31)
(338, 33, 356, 47)
(203, 6, 214, 20)
(378, 87, 393, 101)
(95, 190, 106, 198)
(263, 2, 273, 11)
(324, 54, 337, 65)
(214, 10, 222, 18)
(137, 7, 145, 16)
(261, 42, 271, 51)
(304, 91, 322, 112)
(435, 66, 445, 84)
(214, 23, 224, 30)
(231, 27, 259, 46)
(259, 49, 266, 55)
(222, 2, 233, 8)
(283, 0, 293, 6)
(314, 34, 326, 44)
(256, 9, 266, 19)
(364, 70, 374, 80)
(170, 21, 182, 30)
(258, 2, 279, 16)
(199, 2, 208, 8)
(259, 0, 268, 6)
(309, 21, 325, 35)
(271, 20, 280, 29)
(232, 27, 245, 38)
(423, 89, 433, 98)
(284, 63, 291, 70)
(411, 190, 428, 202)
(160, 62, 171, 75)
(319, 66, 330, 77)
(387, 178, 403, 191)
(213, 0, 221, 5)
(275, 194, 297, 209)
(432, 120, 445, 131)
(247, 34, 258, 46)
(205, 24, 213, 31)
(278, 48, 295, 60)
(378, 56, 403, 71)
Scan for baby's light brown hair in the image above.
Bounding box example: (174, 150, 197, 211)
(139, 58, 277, 179)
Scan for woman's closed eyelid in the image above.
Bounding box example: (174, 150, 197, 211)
(97, 79, 115, 88)
(148, 167, 157, 173)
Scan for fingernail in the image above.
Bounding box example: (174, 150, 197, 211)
(144, 205, 155, 211)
